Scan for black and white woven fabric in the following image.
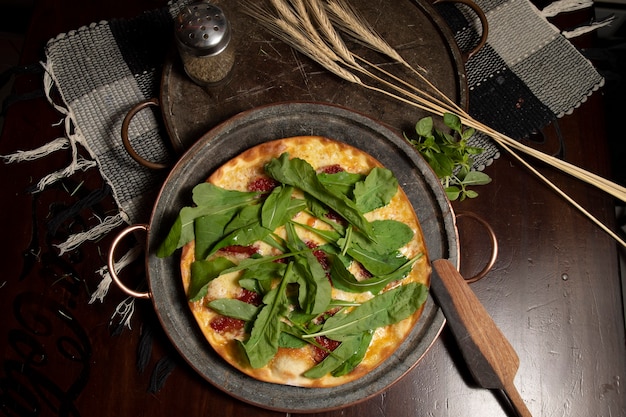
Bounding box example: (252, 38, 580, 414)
(40, 7, 176, 248)
(437, 0, 608, 169)
(2, 0, 604, 313)
(435, 0, 605, 169)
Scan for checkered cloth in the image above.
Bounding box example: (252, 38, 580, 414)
(39, 7, 178, 250)
(436, 0, 603, 166)
(3, 0, 603, 303)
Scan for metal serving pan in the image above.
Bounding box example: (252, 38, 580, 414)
(109, 102, 460, 412)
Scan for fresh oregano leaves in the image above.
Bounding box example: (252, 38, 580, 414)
(405, 113, 491, 201)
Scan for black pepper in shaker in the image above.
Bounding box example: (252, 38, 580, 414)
(175, 2, 235, 87)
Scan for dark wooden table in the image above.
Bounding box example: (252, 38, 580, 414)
(1, 0, 625, 416)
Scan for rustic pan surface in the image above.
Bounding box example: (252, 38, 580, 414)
(144, 102, 459, 412)
(160, 0, 470, 153)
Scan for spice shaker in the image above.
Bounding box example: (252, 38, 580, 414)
(174, 2, 235, 87)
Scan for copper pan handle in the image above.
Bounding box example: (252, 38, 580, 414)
(434, 0, 489, 61)
(121, 98, 170, 170)
(455, 211, 498, 283)
(108, 224, 151, 299)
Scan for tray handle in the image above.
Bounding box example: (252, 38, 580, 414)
(434, 0, 489, 61)
(121, 98, 170, 170)
(108, 224, 151, 299)
(456, 211, 498, 283)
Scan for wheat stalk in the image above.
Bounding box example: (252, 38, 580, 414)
(245, 0, 626, 247)
(324, 0, 626, 201)
(243, 3, 362, 84)
(268, 0, 300, 26)
(306, 0, 358, 66)
(325, 0, 417, 70)
(325, 0, 469, 115)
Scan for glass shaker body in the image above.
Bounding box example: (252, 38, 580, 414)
(175, 3, 235, 87)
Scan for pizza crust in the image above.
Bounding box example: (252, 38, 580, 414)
(180, 136, 430, 387)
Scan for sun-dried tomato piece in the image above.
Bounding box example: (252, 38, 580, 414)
(313, 336, 341, 362)
(305, 241, 330, 271)
(210, 316, 245, 334)
(218, 245, 259, 257)
(248, 177, 279, 192)
(325, 210, 344, 223)
(320, 164, 344, 174)
(354, 262, 373, 279)
(237, 288, 262, 306)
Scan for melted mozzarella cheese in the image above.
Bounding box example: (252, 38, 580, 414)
(181, 136, 431, 388)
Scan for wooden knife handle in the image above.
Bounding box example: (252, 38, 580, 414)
(431, 259, 532, 417)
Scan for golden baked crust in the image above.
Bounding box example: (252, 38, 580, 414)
(180, 136, 430, 387)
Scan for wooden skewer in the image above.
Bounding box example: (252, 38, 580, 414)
(430, 259, 533, 417)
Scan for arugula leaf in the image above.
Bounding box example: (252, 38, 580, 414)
(219, 250, 309, 275)
(354, 167, 398, 213)
(293, 219, 412, 276)
(157, 183, 259, 257)
(210, 204, 267, 254)
(331, 330, 373, 377)
(303, 282, 427, 341)
(211, 223, 271, 255)
(223, 204, 262, 235)
(344, 246, 407, 276)
(292, 255, 332, 315)
(279, 323, 309, 348)
(239, 261, 287, 294)
(188, 257, 236, 301)
(285, 223, 332, 315)
(303, 334, 366, 379)
(265, 153, 374, 239)
(304, 199, 347, 235)
(193, 212, 236, 260)
(261, 185, 295, 230)
(316, 166, 398, 214)
(350, 220, 414, 255)
(290, 221, 342, 244)
(209, 197, 306, 256)
(330, 253, 423, 294)
(317, 171, 364, 197)
(208, 298, 260, 321)
(243, 263, 294, 368)
(189, 182, 256, 206)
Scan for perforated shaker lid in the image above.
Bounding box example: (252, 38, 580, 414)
(175, 2, 232, 56)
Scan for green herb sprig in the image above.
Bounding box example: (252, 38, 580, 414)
(405, 113, 491, 201)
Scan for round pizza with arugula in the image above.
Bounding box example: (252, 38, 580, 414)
(157, 136, 431, 388)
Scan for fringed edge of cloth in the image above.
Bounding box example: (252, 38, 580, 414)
(54, 212, 127, 254)
(563, 16, 615, 39)
(110, 296, 136, 333)
(539, 0, 614, 39)
(41, 59, 128, 253)
(1, 136, 70, 162)
(0, 60, 131, 254)
(541, 0, 593, 17)
(91, 243, 143, 304)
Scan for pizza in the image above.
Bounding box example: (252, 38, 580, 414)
(158, 136, 431, 388)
